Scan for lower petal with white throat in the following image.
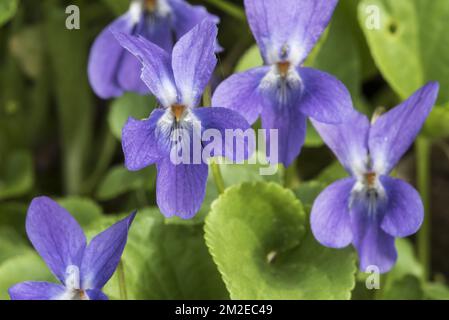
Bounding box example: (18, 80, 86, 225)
(259, 62, 303, 107)
(349, 176, 397, 273)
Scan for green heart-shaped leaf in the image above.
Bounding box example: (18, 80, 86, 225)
(205, 182, 356, 299)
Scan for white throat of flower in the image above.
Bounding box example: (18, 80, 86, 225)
(153, 0, 171, 17)
(259, 61, 302, 105)
(158, 104, 197, 128)
(56, 265, 89, 300)
(157, 104, 201, 154)
(350, 171, 387, 217)
(130, 0, 143, 24)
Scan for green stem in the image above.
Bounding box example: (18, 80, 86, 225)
(211, 161, 225, 194)
(203, 0, 246, 21)
(117, 260, 128, 300)
(416, 136, 431, 280)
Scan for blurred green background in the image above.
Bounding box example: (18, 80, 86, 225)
(1, 0, 449, 300)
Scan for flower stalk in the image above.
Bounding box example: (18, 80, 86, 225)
(211, 162, 226, 194)
(117, 260, 128, 300)
(416, 136, 431, 280)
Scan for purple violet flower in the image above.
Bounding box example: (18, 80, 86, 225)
(310, 82, 439, 273)
(8, 197, 136, 300)
(88, 0, 219, 99)
(212, 0, 353, 167)
(114, 20, 251, 219)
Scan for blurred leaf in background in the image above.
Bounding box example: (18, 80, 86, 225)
(96, 165, 156, 201)
(0, 150, 33, 200)
(359, 0, 449, 104)
(359, 0, 449, 139)
(44, 2, 95, 195)
(0, 0, 18, 27)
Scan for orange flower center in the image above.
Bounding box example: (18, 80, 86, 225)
(78, 290, 87, 300)
(145, 0, 157, 11)
(171, 104, 186, 122)
(277, 61, 290, 78)
(364, 172, 376, 188)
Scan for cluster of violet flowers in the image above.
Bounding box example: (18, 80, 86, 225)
(9, 0, 440, 300)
